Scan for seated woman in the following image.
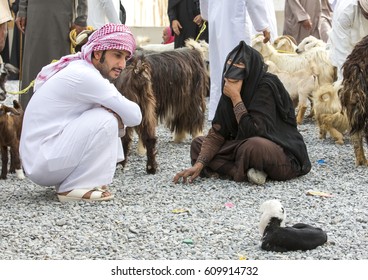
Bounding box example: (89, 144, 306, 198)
(162, 26, 175, 44)
(173, 41, 311, 185)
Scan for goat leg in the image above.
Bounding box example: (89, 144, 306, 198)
(351, 132, 368, 166)
(145, 137, 157, 174)
(140, 127, 157, 174)
(173, 130, 187, 143)
(1, 146, 8, 179)
(296, 105, 308, 125)
(120, 127, 134, 169)
(9, 141, 21, 173)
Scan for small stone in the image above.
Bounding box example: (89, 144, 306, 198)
(55, 219, 67, 226)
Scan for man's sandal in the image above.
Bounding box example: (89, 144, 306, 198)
(57, 187, 114, 202)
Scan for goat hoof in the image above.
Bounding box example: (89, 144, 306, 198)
(146, 164, 157, 174)
(355, 159, 368, 166)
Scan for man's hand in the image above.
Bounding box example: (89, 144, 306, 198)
(15, 16, 26, 33)
(173, 162, 204, 183)
(262, 28, 271, 43)
(102, 106, 124, 129)
(193, 15, 203, 26)
(301, 19, 312, 31)
(172, 20, 182, 36)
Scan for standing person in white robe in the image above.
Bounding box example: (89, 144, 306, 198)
(329, 0, 339, 10)
(19, 23, 142, 202)
(199, 0, 271, 121)
(87, 0, 121, 29)
(248, 0, 278, 43)
(328, 0, 368, 81)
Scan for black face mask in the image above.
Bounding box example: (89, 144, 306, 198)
(224, 62, 246, 80)
(223, 43, 246, 80)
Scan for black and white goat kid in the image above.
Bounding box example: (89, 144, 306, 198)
(259, 199, 327, 252)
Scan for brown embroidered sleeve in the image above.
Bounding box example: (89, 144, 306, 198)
(234, 101, 248, 123)
(196, 124, 225, 166)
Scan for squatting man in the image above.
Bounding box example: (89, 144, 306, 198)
(19, 24, 142, 202)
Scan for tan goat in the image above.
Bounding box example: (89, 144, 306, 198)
(313, 82, 349, 145)
(265, 60, 319, 125)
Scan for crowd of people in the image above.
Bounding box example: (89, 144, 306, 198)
(0, 0, 367, 202)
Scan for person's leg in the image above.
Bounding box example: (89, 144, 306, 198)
(190, 136, 241, 179)
(56, 108, 121, 194)
(233, 137, 299, 182)
(27, 108, 121, 198)
(190, 136, 300, 183)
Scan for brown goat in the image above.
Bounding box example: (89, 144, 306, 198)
(0, 100, 25, 179)
(115, 47, 208, 174)
(339, 35, 368, 166)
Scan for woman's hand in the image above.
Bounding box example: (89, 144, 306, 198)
(173, 162, 204, 183)
(223, 78, 243, 106)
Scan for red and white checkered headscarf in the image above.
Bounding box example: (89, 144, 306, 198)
(34, 23, 136, 91)
(360, 0, 368, 13)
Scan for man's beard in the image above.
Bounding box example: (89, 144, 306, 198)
(98, 52, 117, 83)
(101, 71, 116, 83)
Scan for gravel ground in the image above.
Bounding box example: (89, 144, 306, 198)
(1, 80, 368, 260)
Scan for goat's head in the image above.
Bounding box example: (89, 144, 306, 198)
(251, 34, 265, 53)
(259, 199, 286, 236)
(115, 55, 154, 105)
(0, 63, 19, 101)
(0, 103, 21, 117)
(296, 35, 325, 54)
(273, 35, 297, 53)
(251, 34, 274, 59)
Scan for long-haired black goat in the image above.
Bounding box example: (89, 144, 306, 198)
(115, 45, 208, 174)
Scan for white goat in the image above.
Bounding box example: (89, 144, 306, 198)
(135, 35, 174, 52)
(139, 42, 174, 52)
(252, 35, 336, 86)
(266, 60, 319, 124)
(135, 38, 209, 63)
(296, 35, 327, 53)
(273, 35, 297, 53)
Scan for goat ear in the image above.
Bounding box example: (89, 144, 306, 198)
(1, 105, 20, 115)
(134, 59, 142, 74)
(4, 63, 19, 74)
(13, 100, 22, 110)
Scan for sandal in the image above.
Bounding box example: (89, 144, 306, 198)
(57, 186, 114, 202)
